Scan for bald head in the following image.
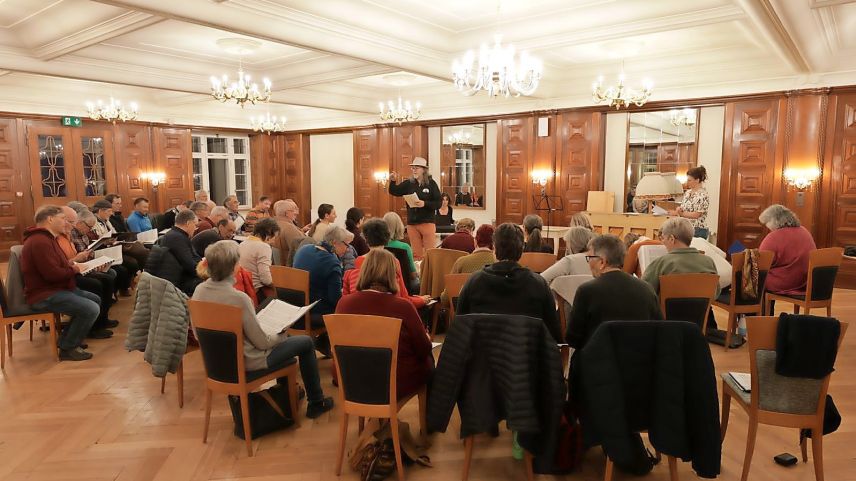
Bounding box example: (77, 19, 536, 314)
(60, 206, 77, 235)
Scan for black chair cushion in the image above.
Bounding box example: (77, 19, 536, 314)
(336, 345, 392, 405)
(385, 246, 416, 295)
(664, 297, 710, 329)
(247, 357, 297, 382)
(810, 266, 838, 301)
(196, 327, 239, 383)
(275, 287, 305, 307)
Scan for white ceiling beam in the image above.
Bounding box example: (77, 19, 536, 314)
(810, 0, 856, 8)
(90, 0, 452, 82)
(734, 0, 811, 73)
(32, 11, 164, 60)
(271, 64, 399, 90)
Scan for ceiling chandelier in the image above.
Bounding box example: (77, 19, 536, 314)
(210, 61, 271, 108)
(592, 66, 653, 109)
(447, 130, 472, 144)
(452, 34, 542, 97)
(669, 108, 696, 127)
(85, 97, 138, 123)
(379, 97, 421, 124)
(250, 112, 286, 135)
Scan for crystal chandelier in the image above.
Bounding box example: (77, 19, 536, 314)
(250, 112, 286, 135)
(447, 130, 471, 144)
(210, 62, 271, 108)
(592, 69, 653, 109)
(379, 97, 421, 124)
(85, 97, 138, 123)
(669, 108, 696, 127)
(452, 34, 542, 97)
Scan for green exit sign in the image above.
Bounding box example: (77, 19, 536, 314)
(61, 116, 82, 127)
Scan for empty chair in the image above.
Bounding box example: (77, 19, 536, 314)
(711, 250, 773, 350)
(765, 247, 844, 317)
(720, 316, 848, 481)
(659, 273, 719, 332)
(519, 252, 558, 273)
(443, 273, 471, 325)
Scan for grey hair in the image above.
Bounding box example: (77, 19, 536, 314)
(759, 204, 801, 230)
(570, 212, 593, 230)
(323, 225, 353, 244)
(383, 212, 405, 241)
(78, 209, 96, 226)
(194, 190, 208, 200)
(189, 201, 208, 214)
(34, 205, 62, 224)
(660, 217, 694, 245)
(67, 201, 89, 215)
(274, 199, 297, 217)
(204, 240, 240, 282)
(175, 209, 197, 226)
(565, 226, 597, 255)
(589, 234, 625, 268)
(210, 206, 228, 219)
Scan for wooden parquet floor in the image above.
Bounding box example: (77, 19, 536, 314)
(2, 284, 856, 481)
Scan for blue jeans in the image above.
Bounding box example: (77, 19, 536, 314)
(32, 289, 100, 350)
(266, 335, 324, 404)
(694, 227, 710, 240)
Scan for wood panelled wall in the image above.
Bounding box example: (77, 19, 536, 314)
(497, 112, 604, 225)
(249, 133, 312, 226)
(352, 125, 427, 220)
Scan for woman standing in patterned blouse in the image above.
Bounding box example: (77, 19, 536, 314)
(670, 165, 711, 240)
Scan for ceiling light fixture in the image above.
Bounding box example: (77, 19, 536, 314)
(85, 97, 138, 123)
(379, 97, 421, 124)
(670, 108, 696, 127)
(210, 60, 271, 108)
(250, 112, 286, 135)
(452, 34, 542, 98)
(447, 130, 472, 144)
(592, 63, 653, 109)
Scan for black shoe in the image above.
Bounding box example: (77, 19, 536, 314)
(59, 347, 93, 361)
(87, 329, 113, 339)
(13, 321, 24, 330)
(306, 396, 334, 419)
(78, 342, 88, 349)
(104, 319, 119, 329)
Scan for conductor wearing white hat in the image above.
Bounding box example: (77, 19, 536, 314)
(387, 156, 442, 260)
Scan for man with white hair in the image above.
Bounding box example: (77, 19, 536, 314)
(272, 199, 307, 266)
(195, 189, 216, 211)
(195, 205, 229, 235)
(223, 194, 245, 231)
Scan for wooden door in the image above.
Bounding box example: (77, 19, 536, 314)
(27, 125, 78, 207)
(0, 118, 30, 260)
(74, 125, 117, 205)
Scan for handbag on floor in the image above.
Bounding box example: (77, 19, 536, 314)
(227, 382, 295, 440)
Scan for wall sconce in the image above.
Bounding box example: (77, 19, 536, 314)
(531, 169, 552, 187)
(141, 172, 166, 191)
(783, 167, 820, 190)
(373, 171, 389, 187)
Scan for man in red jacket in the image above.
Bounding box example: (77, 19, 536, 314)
(22, 205, 100, 361)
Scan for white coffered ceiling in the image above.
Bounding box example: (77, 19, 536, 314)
(1, 0, 855, 130)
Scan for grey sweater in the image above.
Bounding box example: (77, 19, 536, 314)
(192, 278, 287, 371)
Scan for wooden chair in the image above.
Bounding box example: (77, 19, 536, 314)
(551, 274, 593, 372)
(420, 248, 467, 338)
(519, 252, 557, 273)
(720, 316, 848, 481)
(324, 314, 427, 481)
(659, 273, 720, 332)
(188, 300, 300, 457)
(463, 435, 534, 481)
(765, 247, 844, 317)
(270, 265, 327, 339)
(444, 273, 471, 327)
(159, 343, 199, 408)
(711, 250, 774, 350)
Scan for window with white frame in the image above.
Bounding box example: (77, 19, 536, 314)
(191, 134, 251, 208)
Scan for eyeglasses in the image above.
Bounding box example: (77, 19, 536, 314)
(585, 255, 602, 263)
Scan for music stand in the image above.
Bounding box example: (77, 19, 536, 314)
(532, 192, 564, 248)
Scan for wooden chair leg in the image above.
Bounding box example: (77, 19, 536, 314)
(724, 311, 736, 351)
(429, 304, 440, 341)
(240, 392, 253, 457)
(335, 412, 349, 475)
(29, 320, 33, 341)
(358, 417, 365, 434)
(740, 417, 758, 481)
(287, 374, 299, 427)
(1, 323, 6, 369)
(5, 324, 11, 359)
(812, 428, 824, 481)
(604, 457, 614, 481)
(177, 360, 184, 408)
(793, 304, 800, 314)
(524, 451, 535, 481)
(720, 388, 732, 442)
(462, 436, 474, 481)
(160, 376, 166, 394)
(801, 433, 808, 463)
(417, 386, 427, 435)
(826, 304, 831, 317)
(202, 389, 212, 443)
(668, 456, 678, 481)
(49, 315, 59, 361)
(390, 415, 405, 481)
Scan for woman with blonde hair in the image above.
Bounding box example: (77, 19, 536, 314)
(383, 211, 418, 278)
(335, 249, 433, 399)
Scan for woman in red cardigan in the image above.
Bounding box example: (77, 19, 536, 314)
(335, 249, 433, 399)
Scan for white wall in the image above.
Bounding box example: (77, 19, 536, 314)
(428, 122, 497, 227)
(309, 133, 354, 226)
(697, 106, 725, 240)
(603, 112, 629, 212)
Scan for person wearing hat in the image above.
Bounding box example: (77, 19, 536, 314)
(387, 156, 441, 260)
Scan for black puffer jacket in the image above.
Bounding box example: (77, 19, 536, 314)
(427, 313, 564, 459)
(578, 321, 721, 478)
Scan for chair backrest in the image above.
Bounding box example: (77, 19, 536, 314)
(659, 273, 719, 329)
(188, 300, 245, 385)
(638, 244, 668, 275)
(806, 247, 844, 302)
(324, 314, 401, 406)
(6, 245, 30, 313)
(385, 246, 414, 287)
(727, 250, 774, 305)
(745, 316, 848, 416)
(550, 274, 594, 305)
(419, 248, 467, 297)
(270, 265, 310, 323)
(518, 252, 557, 273)
(444, 273, 471, 320)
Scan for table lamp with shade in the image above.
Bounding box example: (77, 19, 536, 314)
(634, 172, 680, 213)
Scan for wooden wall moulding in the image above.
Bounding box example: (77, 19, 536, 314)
(153, 127, 193, 213)
(822, 93, 856, 288)
(114, 123, 153, 216)
(497, 117, 534, 225)
(282, 133, 311, 227)
(353, 127, 389, 220)
(0, 118, 30, 261)
(555, 111, 604, 226)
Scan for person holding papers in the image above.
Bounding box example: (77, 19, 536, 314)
(237, 218, 281, 302)
(336, 249, 433, 399)
(192, 241, 334, 418)
(126, 197, 153, 233)
(21, 206, 100, 361)
(386, 156, 441, 260)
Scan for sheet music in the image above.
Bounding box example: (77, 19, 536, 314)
(431, 342, 442, 350)
(86, 233, 112, 250)
(78, 256, 114, 276)
(652, 205, 668, 216)
(93, 245, 123, 266)
(256, 299, 320, 337)
(137, 228, 158, 244)
(403, 193, 421, 208)
(728, 372, 751, 392)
